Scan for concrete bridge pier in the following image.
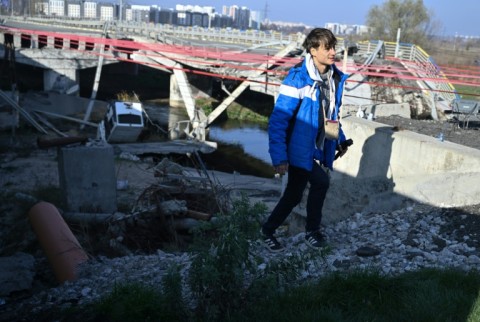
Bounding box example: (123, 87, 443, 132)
(169, 74, 184, 109)
(13, 33, 21, 46)
(43, 68, 80, 94)
(169, 71, 214, 109)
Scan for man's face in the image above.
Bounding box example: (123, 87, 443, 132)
(311, 44, 336, 70)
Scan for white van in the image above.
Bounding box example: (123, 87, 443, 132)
(97, 101, 144, 143)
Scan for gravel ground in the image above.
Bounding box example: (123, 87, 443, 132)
(2, 115, 480, 320)
(4, 203, 480, 321)
(375, 115, 480, 151)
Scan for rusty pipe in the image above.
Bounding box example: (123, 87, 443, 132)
(28, 201, 89, 283)
(37, 136, 88, 149)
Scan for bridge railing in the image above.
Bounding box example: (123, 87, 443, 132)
(0, 15, 301, 49)
(125, 22, 299, 45)
(3, 15, 457, 103)
(357, 40, 457, 102)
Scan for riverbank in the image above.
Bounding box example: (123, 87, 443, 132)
(6, 118, 480, 318)
(3, 101, 480, 320)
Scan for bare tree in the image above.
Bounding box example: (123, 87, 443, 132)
(366, 0, 441, 48)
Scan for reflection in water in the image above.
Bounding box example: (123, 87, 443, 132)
(208, 121, 270, 164)
(143, 102, 273, 176)
(143, 102, 189, 135)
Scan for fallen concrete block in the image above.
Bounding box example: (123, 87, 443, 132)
(0, 252, 35, 296)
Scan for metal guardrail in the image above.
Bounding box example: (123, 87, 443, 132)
(357, 40, 458, 102)
(0, 15, 302, 49)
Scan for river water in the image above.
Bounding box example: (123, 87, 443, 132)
(206, 119, 274, 177)
(143, 102, 274, 177)
(208, 120, 270, 164)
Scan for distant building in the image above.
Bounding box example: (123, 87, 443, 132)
(225, 5, 238, 22)
(222, 4, 261, 29)
(83, 1, 97, 19)
(176, 9, 191, 26)
(156, 8, 177, 25)
(325, 22, 369, 35)
(24, 2, 262, 30)
(211, 13, 233, 29)
(236, 6, 250, 30)
(66, 0, 81, 18)
(98, 2, 114, 21)
(46, 0, 65, 16)
(174, 4, 213, 27)
(249, 10, 263, 30)
(131, 5, 150, 23)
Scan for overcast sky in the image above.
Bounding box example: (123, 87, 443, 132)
(129, 0, 478, 36)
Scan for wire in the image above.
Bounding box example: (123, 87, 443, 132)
(4, 26, 480, 97)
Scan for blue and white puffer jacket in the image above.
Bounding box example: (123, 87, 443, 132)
(268, 57, 349, 171)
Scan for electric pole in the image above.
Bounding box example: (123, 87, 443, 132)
(263, 1, 268, 22)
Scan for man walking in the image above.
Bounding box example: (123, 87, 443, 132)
(261, 28, 350, 252)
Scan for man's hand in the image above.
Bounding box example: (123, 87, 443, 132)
(274, 163, 288, 175)
(336, 145, 348, 158)
(335, 139, 353, 160)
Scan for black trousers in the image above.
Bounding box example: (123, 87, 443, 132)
(262, 162, 330, 234)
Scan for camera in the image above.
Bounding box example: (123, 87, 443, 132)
(334, 139, 353, 160)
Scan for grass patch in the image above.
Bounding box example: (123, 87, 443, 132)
(231, 268, 480, 322)
(455, 84, 480, 100)
(40, 265, 191, 322)
(225, 102, 269, 123)
(93, 282, 184, 321)
(196, 97, 269, 123)
(34, 267, 480, 322)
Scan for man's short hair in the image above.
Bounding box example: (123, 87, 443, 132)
(303, 28, 337, 52)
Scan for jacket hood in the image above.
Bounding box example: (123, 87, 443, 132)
(305, 53, 334, 82)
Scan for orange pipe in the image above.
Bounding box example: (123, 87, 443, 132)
(28, 201, 89, 283)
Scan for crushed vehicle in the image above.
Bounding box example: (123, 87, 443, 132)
(97, 101, 145, 143)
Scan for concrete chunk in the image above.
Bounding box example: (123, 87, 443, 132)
(0, 252, 35, 296)
(58, 141, 117, 213)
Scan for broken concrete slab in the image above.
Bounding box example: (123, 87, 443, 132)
(0, 252, 35, 296)
(343, 103, 411, 119)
